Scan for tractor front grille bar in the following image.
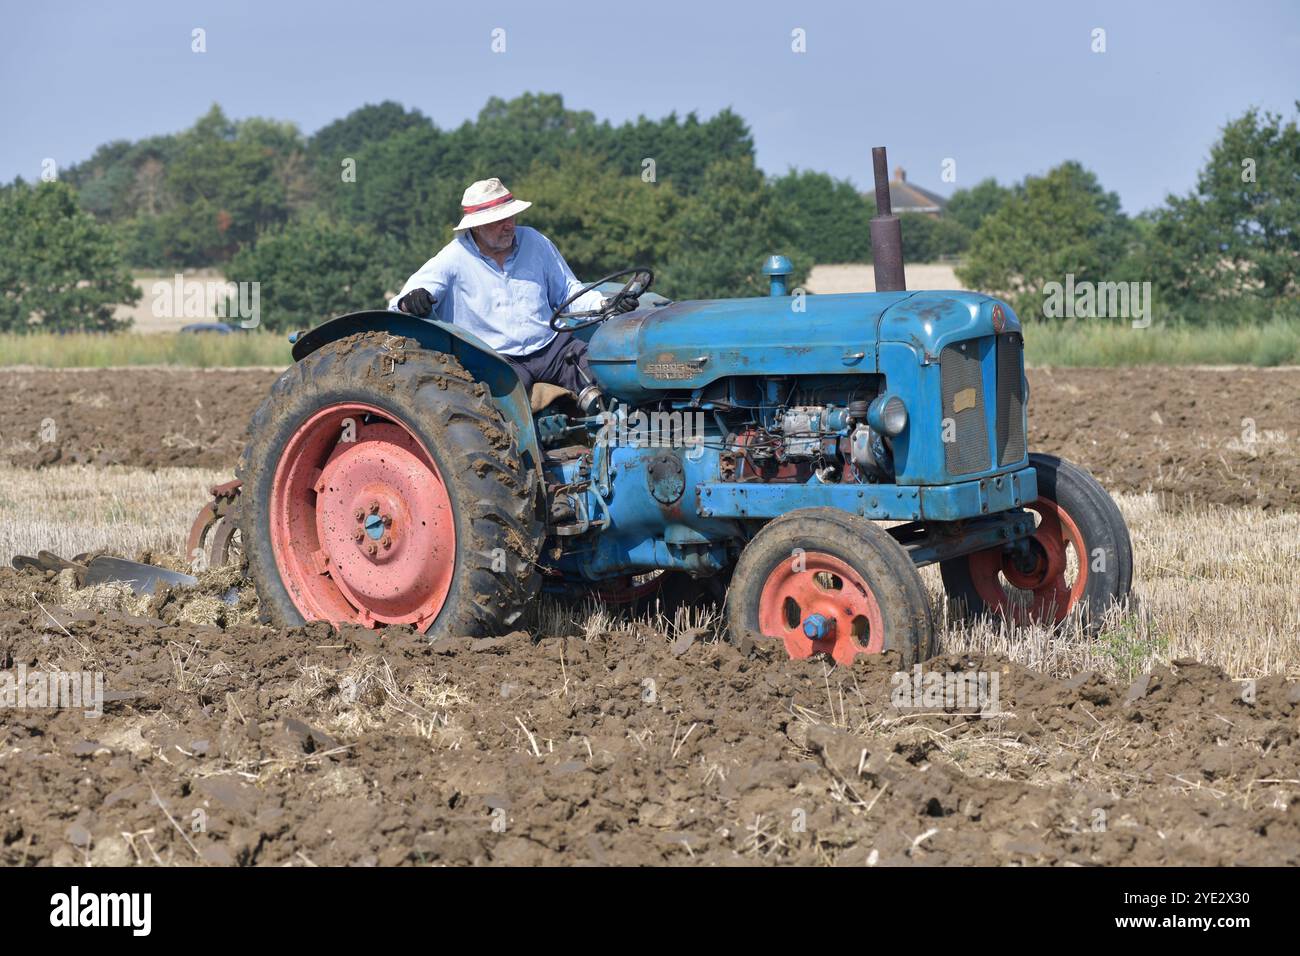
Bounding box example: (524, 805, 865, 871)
(939, 333, 1028, 477)
(939, 341, 991, 475)
(996, 332, 1027, 466)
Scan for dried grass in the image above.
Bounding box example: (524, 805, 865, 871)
(288, 655, 471, 745)
(0, 464, 228, 564)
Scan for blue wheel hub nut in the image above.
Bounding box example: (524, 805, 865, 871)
(802, 613, 830, 641)
(364, 513, 385, 540)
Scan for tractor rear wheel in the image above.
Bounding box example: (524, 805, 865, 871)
(940, 453, 1132, 631)
(725, 508, 935, 667)
(236, 333, 544, 638)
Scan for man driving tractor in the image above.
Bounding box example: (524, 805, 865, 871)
(389, 177, 638, 395)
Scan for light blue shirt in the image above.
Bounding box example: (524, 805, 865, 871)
(388, 226, 604, 356)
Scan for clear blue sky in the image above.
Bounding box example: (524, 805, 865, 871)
(3, 0, 1297, 213)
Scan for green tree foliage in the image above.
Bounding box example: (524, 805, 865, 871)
(63, 135, 180, 221)
(327, 95, 755, 228)
(590, 108, 755, 194)
(769, 170, 977, 267)
(467, 92, 601, 181)
(512, 154, 681, 280)
(332, 123, 460, 253)
(309, 101, 432, 171)
(956, 161, 1134, 319)
(222, 217, 404, 332)
(59, 105, 303, 267)
(41, 94, 775, 300)
(771, 169, 872, 263)
(656, 157, 810, 300)
(47, 93, 1300, 315)
(117, 213, 165, 267)
(945, 178, 1012, 233)
(1138, 104, 1300, 304)
(156, 106, 299, 265)
(898, 213, 970, 263)
(329, 93, 602, 246)
(0, 181, 140, 332)
(330, 94, 762, 285)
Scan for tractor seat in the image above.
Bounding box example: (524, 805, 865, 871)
(531, 383, 591, 464)
(530, 382, 574, 414)
(543, 444, 590, 463)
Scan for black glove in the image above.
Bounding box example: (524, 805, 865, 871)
(397, 287, 434, 316)
(611, 295, 640, 314)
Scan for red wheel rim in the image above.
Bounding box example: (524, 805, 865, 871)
(270, 402, 455, 631)
(967, 498, 1088, 625)
(756, 552, 885, 667)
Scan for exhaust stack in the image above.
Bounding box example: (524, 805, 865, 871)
(870, 146, 906, 293)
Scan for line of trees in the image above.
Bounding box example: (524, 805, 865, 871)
(1, 94, 1296, 331)
(956, 105, 1300, 321)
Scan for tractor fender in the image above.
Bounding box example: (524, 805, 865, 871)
(290, 310, 544, 482)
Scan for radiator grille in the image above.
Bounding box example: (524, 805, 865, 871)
(939, 341, 990, 475)
(996, 332, 1027, 465)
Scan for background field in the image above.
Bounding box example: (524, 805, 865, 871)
(1, 262, 1295, 369)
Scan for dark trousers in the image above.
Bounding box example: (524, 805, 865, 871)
(504, 334, 593, 395)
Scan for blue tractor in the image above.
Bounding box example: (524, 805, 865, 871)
(228, 148, 1132, 666)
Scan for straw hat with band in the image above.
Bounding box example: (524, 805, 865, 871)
(455, 178, 532, 232)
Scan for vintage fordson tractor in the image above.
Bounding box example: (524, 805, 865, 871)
(199, 148, 1131, 666)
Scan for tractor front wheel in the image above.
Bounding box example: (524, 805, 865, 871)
(726, 508, 935, 667)
(940, 453, 1132, 631)
(236, 333, 544, 638)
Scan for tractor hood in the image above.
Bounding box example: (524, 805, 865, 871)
(586, 289, 1017, 400)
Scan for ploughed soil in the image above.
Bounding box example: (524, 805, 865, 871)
(1, 363, 1297, 866)
(1, 568, 1297, 867)
(1, 366, 1296, 509)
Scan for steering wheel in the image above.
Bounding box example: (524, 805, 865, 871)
(550, 267, 654, 333)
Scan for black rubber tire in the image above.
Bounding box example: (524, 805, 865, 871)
(940, 452, 1133, 631)
(725, 508, 935, 666)
(235, 332, 544, 639)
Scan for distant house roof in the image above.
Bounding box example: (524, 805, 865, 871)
(873, 166, 948, 214)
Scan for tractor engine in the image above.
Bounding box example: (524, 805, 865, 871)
(533, 369, 924, 584)
(731, 399, 894, 484)
(535, 278, 1035, 586)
